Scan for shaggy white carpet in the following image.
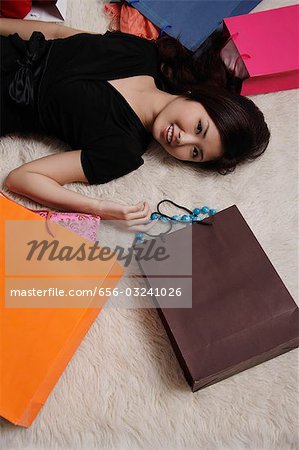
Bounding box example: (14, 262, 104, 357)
(0, 0, 298, 448)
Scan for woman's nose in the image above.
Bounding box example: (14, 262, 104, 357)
(176, 130, 192, 146)
(175, 131, 181, 145)
(176, 130, 186, 145)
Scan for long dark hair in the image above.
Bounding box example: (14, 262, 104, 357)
(155, 31, 270, 175)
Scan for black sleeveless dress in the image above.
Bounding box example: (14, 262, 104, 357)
(0, 30, 160, 185)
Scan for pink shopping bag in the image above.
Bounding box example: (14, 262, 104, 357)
(223, 4, 299, 96)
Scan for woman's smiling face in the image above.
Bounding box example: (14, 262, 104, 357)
(151, 96, 224, 163)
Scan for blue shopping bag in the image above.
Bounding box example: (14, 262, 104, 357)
(126, 0, 262, 51)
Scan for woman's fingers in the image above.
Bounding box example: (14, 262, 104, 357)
(100, 200, 153, 221)
(123, 201, 144, 215)
(130, 201, 151, 220)
(125, 209, 154, 227)
(124, 201, 152, 220)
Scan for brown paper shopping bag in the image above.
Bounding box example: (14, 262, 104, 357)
(135, 205, 299, 391)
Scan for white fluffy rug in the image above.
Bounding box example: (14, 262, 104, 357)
(0, 0, 298, 448)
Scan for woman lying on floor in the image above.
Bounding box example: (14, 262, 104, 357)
(0, 18, 270, 226)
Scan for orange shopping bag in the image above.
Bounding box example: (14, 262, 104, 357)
(0, 193, 124, 427)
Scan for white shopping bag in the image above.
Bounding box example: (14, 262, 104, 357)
(24, 0, 67, 23)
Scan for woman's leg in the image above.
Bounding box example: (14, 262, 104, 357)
(0, 18, 97, 41)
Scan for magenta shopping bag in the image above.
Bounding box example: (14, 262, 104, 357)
(223, 4, 299, 96)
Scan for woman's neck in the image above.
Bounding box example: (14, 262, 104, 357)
(110, 75, 179, 133)
(138, 83, 179, 133)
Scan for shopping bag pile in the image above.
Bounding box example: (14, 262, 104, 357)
(105, 1, 298, 95)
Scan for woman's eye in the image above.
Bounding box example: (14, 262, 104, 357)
(192, 147, 199, 158)
(196, 120, 203, 134)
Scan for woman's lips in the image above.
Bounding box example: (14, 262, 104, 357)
(163, 126, 169, 143)
(163, 124, 173, 144)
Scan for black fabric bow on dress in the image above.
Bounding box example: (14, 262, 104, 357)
(8, 31, 51, 107)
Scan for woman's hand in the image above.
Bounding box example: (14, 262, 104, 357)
(96, 199, 157, 231)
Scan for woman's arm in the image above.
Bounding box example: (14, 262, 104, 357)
(4, 150, 152, 225)
(0, 18, 97, 40)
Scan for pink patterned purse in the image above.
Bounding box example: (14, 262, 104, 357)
(35, 211, 101, 242)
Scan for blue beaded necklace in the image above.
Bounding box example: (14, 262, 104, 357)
(135, 199, 216, 244)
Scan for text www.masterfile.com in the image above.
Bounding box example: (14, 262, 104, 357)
(9, 287, 99, 297)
